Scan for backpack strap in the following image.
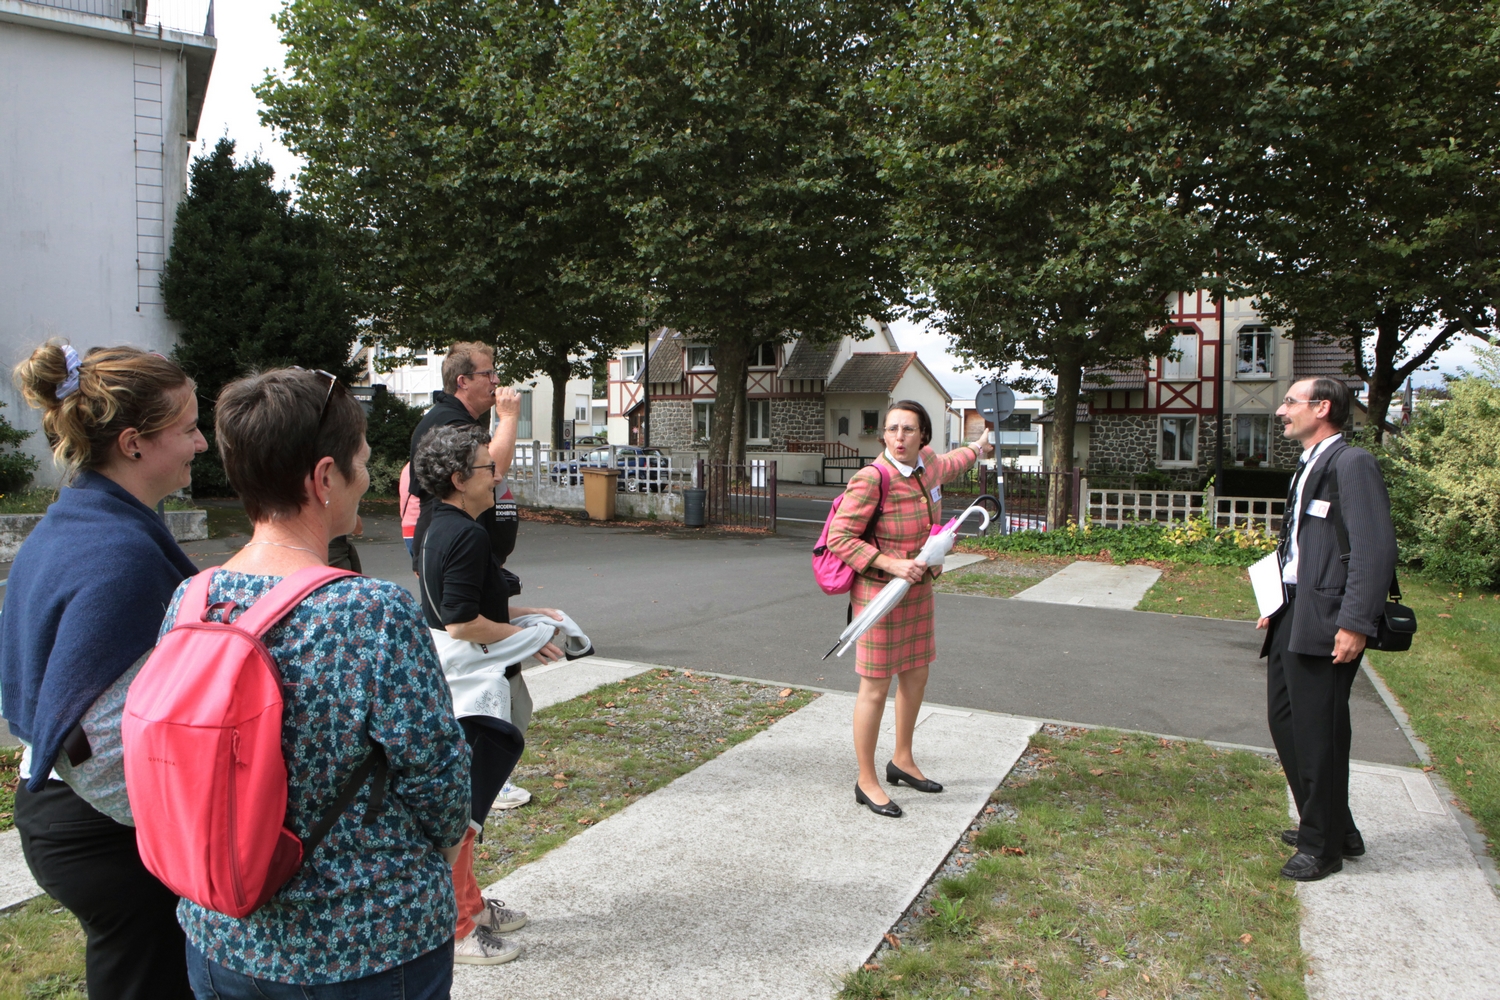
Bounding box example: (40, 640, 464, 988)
(232, 565, 360, 639)
(861, 461, 892, 542)
(174, 569, 221, 628)
(302, 743, 389, 857)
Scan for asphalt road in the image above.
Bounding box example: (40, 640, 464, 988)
(4, 512, 1414, 764)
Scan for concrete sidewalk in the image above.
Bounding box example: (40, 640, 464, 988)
(1011, 560, 1162, 609)
(1296, 762, 1500, 999)
(457, 692, 1036, 999)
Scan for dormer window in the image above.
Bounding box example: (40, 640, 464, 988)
(621, 352, 643, 379)
(687, 345, 713, 370)
(751, 341, 777, 368)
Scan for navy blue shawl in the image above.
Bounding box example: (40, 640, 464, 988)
(0, 471, 197, 790)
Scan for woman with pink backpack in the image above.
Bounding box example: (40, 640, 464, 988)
(139, 368, 471, 999)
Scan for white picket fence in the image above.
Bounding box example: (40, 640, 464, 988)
(1083, 480, 1284, 534)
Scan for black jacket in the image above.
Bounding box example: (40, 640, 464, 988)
(1261, 441, 1398, 658)
(409, 391, 518, 572)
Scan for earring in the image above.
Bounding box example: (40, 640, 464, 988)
(133, 452, 141, 459)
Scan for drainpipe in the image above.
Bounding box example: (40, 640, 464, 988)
(642, 332, 653, 449)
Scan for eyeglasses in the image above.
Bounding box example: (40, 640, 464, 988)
(462, 369, 497, 381)
(884, 426, 921, 437)
(469, 463, 497, 475)
(1281, 397, 1313, 407)
(294, 367, 344, 423)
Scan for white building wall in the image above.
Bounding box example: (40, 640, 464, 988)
(0, 4, 213, 483)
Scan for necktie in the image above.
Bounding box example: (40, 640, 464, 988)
(1278, 453, 1308, 565)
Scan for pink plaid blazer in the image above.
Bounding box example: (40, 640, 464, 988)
(826, 445, 979, 678)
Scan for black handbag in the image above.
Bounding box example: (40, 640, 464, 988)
(1329, 469, 1417, 652)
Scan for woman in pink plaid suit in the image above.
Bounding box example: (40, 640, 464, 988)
(827, 400, 993, 817)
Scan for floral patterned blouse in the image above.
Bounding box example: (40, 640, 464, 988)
(159, 571, 471, 985)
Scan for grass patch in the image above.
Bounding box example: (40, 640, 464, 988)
(0, 747, 19, 834)
(1365, 576, 1500, 854)
(0, 898, 87, 999)
(843, 727, 1306, 1000)
(1137, 564, 1259, 621)
(473, 670, 815, 886)
(934, 554, 1069, 600)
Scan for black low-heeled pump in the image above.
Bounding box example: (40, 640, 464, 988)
(855, 782, 903, 817)
(886, 761, 943, 793)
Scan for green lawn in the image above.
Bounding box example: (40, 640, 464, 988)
(1137, 564, 1259, 621)
(842, 727, 1306, 1000)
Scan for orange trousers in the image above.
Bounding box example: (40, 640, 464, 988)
(451, 825, 485, 939)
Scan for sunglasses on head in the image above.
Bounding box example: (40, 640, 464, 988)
(293, 367, 346, 424)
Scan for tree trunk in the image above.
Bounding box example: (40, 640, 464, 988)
(1365, 310, 1402, 443)
(1048, 358, 1083, 527)
(730, 376, 748, 467)
(707, 337, 752, 466)
(548, 364, 571, 450)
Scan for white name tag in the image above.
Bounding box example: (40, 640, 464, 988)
(930, 486, 942, 503)
(1307, 499, 1331, 519)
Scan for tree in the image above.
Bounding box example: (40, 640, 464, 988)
(872, 0, 1221, 520)
(260, 0, 641, 448)
(0, 401, 38, 494)
(162, 138, 358, 493)
(1196, 0, 1500, 439)
(538, 0, 905, 465)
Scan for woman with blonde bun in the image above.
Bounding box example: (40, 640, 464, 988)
(0, 341, 205, 1000)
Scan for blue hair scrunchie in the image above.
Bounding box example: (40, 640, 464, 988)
(55, 345, 81, 400)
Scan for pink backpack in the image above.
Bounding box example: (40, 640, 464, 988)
(811, 463, 891, 595)
(123, 566, 386, 918)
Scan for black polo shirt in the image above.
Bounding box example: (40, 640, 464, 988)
(409, 391, 518, 572)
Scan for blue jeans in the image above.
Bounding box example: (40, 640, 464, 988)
(186, 939, 452, 1000)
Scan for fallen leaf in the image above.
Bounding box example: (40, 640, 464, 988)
(605, 721, 616, 727)
(715, 737, 726, 743)
(862, 963, 880, 971)
(779, 688, 793, 697)
(628, 687, 640, 693)
(1001, 846, 1026, 856)
(1141, 972, 1151, 982)
(1438, 613, 1452, 618)
(1175, 596, 1183, 602)
(984, 805, 997, 813)
(554, 773, 567, 780)
(1109, 748, 1125, 755)
(577, 818, 593, 825)
(1240, 933, 1254, 944)
(553, 782, 567, 789)
(1090, 768, 1107, 776)
(890, 974, 903, 981)
(1097, 991, 1109, 998)
(605, 702, 616, 708)
(1423, 765, 1436, 771)
(883, 932, 901, 949)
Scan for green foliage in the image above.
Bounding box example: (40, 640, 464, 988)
(963, 519, 1275, 567)
(1385, 362, 1500, 590)
(362, 389, 424, 467)
(161, 138, 357, 495)
(1196, 0, 1500, 434)
(0, 399, 38, 493)
(872, 0, 1219, 487)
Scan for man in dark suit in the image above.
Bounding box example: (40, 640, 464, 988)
(1257, 376, 1398, 881)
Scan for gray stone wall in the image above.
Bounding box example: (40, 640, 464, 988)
(756, 398, 824, 451)
(1085, 412, 1216, 489)
(644, 399, 694, 449)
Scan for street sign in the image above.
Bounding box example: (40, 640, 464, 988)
(974, 381, 1015, 425)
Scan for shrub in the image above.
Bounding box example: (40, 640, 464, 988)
(1384, 357, 1500, 590)
(0, 401, 37, 494)
(962, 517, 1276, 567)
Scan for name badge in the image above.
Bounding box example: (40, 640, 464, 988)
(930, 486, 942, 503)
(1307, 499, 1331, 519)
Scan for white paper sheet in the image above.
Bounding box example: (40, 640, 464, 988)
(1248, 551, 1284, 619)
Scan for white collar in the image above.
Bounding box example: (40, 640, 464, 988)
(883, 449, 925, 478)
(1299, 433, 1342, 472)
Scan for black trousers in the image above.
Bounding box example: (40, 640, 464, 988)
(15, 780, 192, 1000)
(459, 716, 524, 829)
(1265, 593, 1361, 860)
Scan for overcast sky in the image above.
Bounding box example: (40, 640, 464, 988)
(196, 4, 1479, 396)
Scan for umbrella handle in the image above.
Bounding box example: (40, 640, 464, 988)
(954, 504, 991, 535)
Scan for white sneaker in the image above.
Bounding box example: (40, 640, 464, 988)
(475, 897, 529, 933)
(454, 926, 521, 965)
(490, 782, 532, 811)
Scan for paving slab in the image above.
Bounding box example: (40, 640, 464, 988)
(0, 830, 41, 912)
(521, 656, 656, 713)
(942, 552, 988, 572)
(1295, 762, 1500, 999)
(456, 692, 1036, 999)
(1010, 560, 1162, 609)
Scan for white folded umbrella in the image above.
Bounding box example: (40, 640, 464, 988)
(825, 505, 991, 659)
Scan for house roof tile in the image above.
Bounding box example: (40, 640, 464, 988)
(824, 353, 915, 394)
(1081, 365, 1148, 391)
(1033, 403, 1093, 425)
(779, 341, 839, 381)
(1293, 340, 1363, 385)
(644, 331, 682, 383)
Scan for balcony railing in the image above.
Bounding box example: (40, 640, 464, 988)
(25, 0, 215, 37)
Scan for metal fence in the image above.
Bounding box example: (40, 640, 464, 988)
(505, 443, 685, 493)
(785, 439, 869, 485)
(998, 468, 1079, 532)
(699, 459, 777, 531)
(28, 0, 215, 35)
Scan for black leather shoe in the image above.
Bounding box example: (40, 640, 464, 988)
(1280, 829, 1366, 857)
(886, 761, 943, 793)
(1281, 851, 1343, 881)
(855, 782, 902, 818)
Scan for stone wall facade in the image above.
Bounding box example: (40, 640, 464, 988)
(645, 399, 694, 449)
(1087, 411, 1306, 488)
(749, 398, 824, 451)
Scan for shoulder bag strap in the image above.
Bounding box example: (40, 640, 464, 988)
(301, 743, 389, 857)
(1328, 461, 1401, 601)
(231, 565, 359, 638)
(863, 462, 891, 540)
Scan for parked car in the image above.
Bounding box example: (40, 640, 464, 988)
(549, 446, 670, 492)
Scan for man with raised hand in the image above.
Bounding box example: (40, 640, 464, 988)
(409, 342, 521, 574)
(1258, 376, 1397, 882)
